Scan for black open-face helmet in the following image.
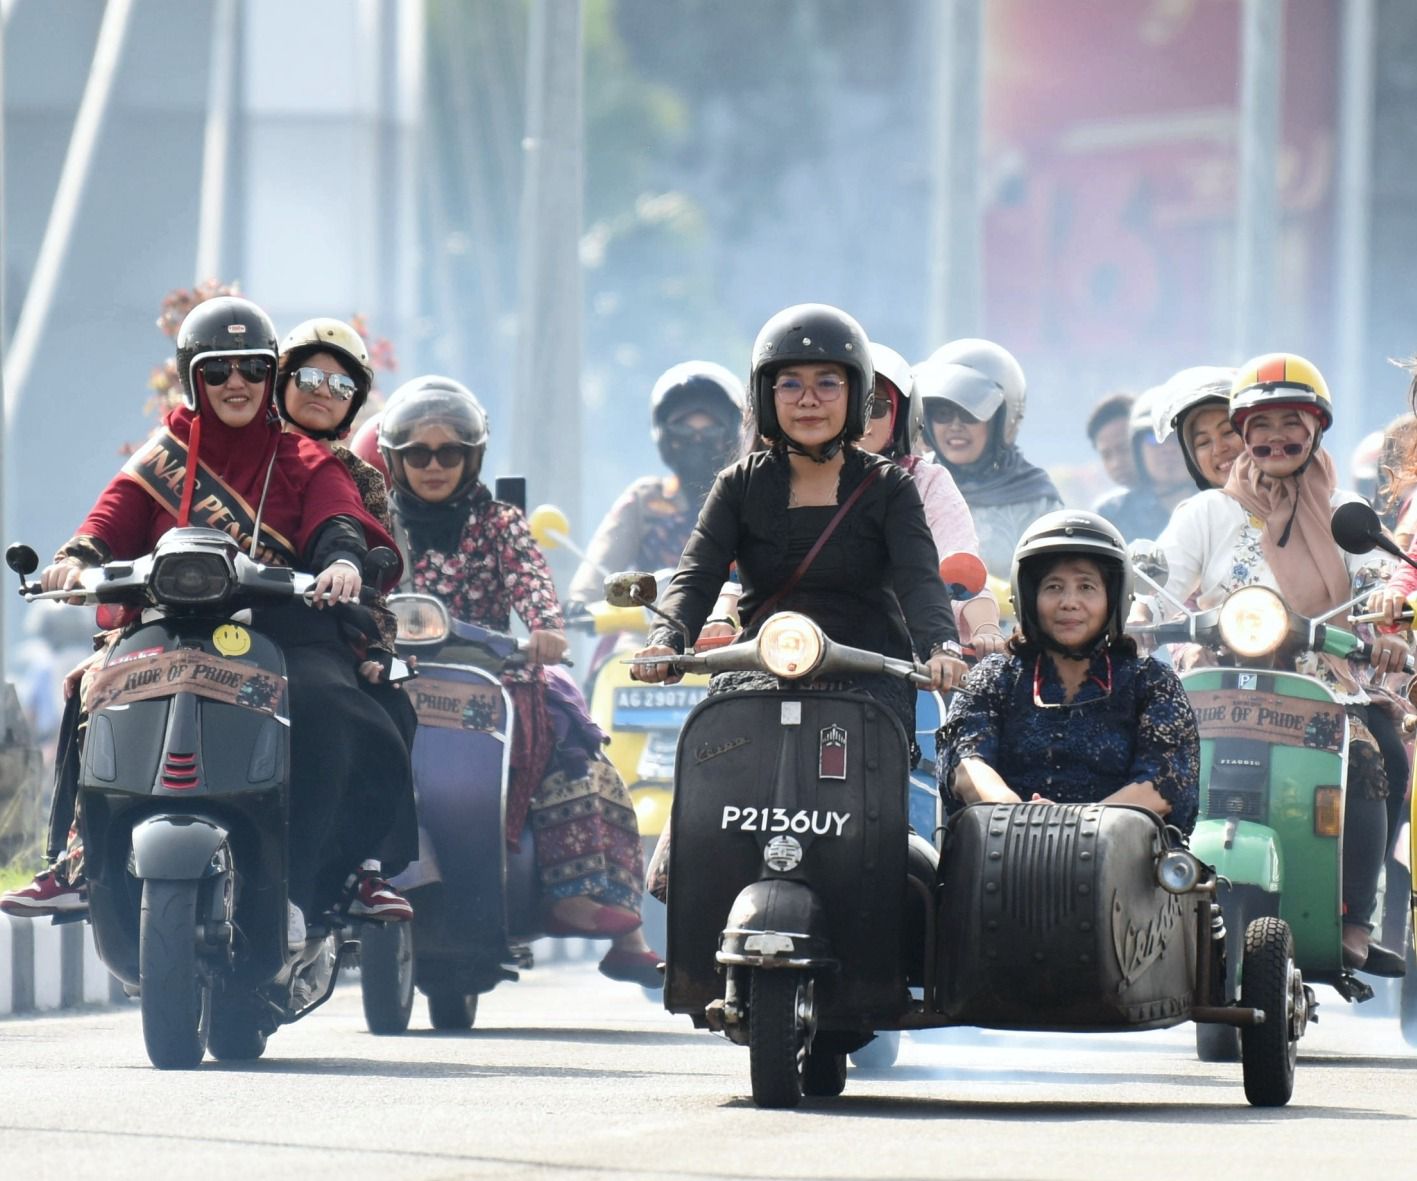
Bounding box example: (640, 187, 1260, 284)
(749, 303, 873, 456)
(175, 296, 279, 412)
(1010, 510, 1131, 650)
(378, 375, 490, 500)
(275, 318, 375, 440)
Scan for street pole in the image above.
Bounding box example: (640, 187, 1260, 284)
(925, 0, 984, 350)
(1333, 0, 1375, 465)
(194, 0, 237, 284)
(1233, 0, 1284, 360)
(513, 0, 584, 530)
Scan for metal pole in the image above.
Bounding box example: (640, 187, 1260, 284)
(513, 0, 583, 524)
(925, 0, 984, 348)
(1333, 0, 1375, 467)
(2, 0, 134, 432)
(1233, 0, 1284, 359)
(195, 0, 238, 283)
(1, 3, 8, 669)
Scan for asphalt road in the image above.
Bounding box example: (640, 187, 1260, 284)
(2, 949, 1415, 1181)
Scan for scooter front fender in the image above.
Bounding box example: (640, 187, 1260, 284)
(1190, 818, 1282, 895)
(716, 879, 837, 970)
(130, 814, 229, 880)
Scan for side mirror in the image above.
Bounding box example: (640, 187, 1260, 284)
(939, 551, 988, 597)
(605, 571, 658, 609)
(1127, 540, 1170, 588)
(528, 504, 571, 552)
(6, 543, 39, 577)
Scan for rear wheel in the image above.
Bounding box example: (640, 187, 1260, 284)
(748, 970, 812, 1109)
(208, 991, 268, 1061)
(139, 880, 212, 1070)
(1240, 916, 1301, 1107)
(803, 1046, 848, 1097)
(850, 1031, 901, 1070)
(427, 988, 478, 1030)
(360, 922, 415, 1035)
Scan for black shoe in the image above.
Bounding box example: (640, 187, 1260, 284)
(1358, 941, 1406, 978)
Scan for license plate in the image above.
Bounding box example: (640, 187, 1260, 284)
(611, 684, 707, 731)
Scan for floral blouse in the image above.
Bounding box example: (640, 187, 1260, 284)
(938, 648, 1200, 833)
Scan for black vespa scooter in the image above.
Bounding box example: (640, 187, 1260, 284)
(7, 527, 398, 1069)
(612, 571, 1305, 1109)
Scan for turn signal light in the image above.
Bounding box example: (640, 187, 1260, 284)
(1313, 786, 1342, 837)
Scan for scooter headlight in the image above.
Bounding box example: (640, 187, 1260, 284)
(757, 612, 825, 680)
(1218, 586, 1289, 658)
(1156, 848, 1203, 894)
(150, 551, 234, 607)
(390, 594, 450, 645)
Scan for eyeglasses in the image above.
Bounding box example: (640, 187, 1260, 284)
(397, 443, 468, 470)
(925, 402, 982, 427)
(868, 397, 893, 421)
(773, 374, 847, 403)
(291, 366, 359, 402)
(201, 356, 272, 387)
(1032, 653, 1112, 709)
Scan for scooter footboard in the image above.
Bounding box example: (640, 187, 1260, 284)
(936, 803, 1199, 1030)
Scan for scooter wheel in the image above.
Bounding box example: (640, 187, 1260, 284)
(427, 989, 478, 1031)
(748, 969, 810, 1109)
(360, 922, 414, 1035)
(803, 1046, 847, 1097)
(208, 992, 268, 1061)
(139, 879, 212, 1070)
(1240, 916, 1300, 1107)
(850, 1031, 900, 1071)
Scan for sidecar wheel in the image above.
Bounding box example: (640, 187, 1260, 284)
(427, 988, 478, 1030)
(850, 1030, 901, 1070)
(208, 991, 268, 1061)
(139, 879, 212, 1070)
(803, 1046, 848, 1097)
(748, 969, 811, 1109)
(1240, 916, 1300, 1107)
(360, 922, 415, 1035)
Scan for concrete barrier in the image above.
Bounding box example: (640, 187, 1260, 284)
(1, 915, 125, 1017)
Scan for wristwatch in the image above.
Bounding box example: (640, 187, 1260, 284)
(930, 640, 964, 661)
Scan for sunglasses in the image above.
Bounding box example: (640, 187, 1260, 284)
(201, 356, 272, 387)
(868, 396, 894, 421)
(291, 366, 359, 402)
(662, 420, 734, 444)
(926, 402, 982, 427)
(397, 443, 468, 470)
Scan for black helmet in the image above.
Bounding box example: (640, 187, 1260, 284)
(749, 303, 873, 455)
(275, 318, 375, 440)
(649, 360, 746, 497)
(378, 375, 490, 499)
(174, 296, 279, 411)
(1010, 510, 1131, 649)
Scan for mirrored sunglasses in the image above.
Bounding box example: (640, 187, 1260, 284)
(292, 366, 359, 402)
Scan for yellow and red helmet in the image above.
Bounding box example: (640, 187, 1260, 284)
(1229, 352, 1333, 433)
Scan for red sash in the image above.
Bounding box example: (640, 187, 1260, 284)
(121, 428, 297, 565)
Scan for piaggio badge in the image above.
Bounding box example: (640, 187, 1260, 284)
(819, 724, 847, 780)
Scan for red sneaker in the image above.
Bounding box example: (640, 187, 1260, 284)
(345, 871, 413, 922)
(0, 868, 89, 917)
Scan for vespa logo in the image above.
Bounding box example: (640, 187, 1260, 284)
(1110, 889, 1182, 987)
(818, 724, 847, 780)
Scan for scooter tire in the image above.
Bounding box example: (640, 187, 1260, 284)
(360, 922, 415, 1035)
(803, 1046, 848, 1097)
(139, 879, 212, 1070)
(427, 989, 478, 1031)
(208, 992, 269, 1061)
(1240, 916, 1299, 1107)
(748, 969, 809, 1109)
(850, 1030, 901, 1071)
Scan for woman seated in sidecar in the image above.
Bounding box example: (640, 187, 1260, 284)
(939, 510, 1199, 833)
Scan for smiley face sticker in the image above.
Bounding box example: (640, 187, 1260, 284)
(212, 623, 251, 657)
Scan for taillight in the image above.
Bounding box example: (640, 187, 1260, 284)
(1313, 786, 1342, 837)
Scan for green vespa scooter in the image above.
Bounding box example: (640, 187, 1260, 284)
(1130, 516, 1409, 1063)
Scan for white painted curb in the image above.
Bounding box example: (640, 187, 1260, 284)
(0, 915, 125, 1016)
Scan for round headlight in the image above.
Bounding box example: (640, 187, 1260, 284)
(1156, 848, 1203, 894)
(1218, 585, 1289, 658)
(757, 612, 825, 679)
(390, 595, 450, 644)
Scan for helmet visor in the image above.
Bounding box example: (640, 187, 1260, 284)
(919, 363, 1005, 422)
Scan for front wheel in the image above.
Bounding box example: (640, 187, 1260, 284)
(427, 989, 478, 1031)
(748, 970, 813, 1109)
(1240, 916, 1301, 1107)
(360, 922, 415, 1035)
(139, 879, 212, 1070)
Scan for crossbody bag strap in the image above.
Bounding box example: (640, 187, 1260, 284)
(746, 467, 881, 628)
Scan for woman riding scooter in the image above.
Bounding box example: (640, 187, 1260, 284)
(939, 510, 1199, 831)
(1150, 353, 1408, 974)
(379, 376, 662, 986)
(0, 297, 412, 939)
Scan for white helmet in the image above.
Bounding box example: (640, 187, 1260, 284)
(868, 341, 920, 456)
(1153, 366, 1237, 445)
(915, 338, 1027, 444)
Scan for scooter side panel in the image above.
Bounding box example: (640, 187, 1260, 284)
(1189, 820, 1282, 894)
(665, 690, 910, 1026)
(937, 802, 1199, 1029)
(1184, 668, 1344, 973)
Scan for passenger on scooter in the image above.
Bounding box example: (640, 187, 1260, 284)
(630, 303, 968, 729)
(378, 377, 663, 986)
(1148, 353, 1407, 972)
(273, 317, 419, 920)
(939, 511, 1199, 832)
(566, 361, 744, 608)
(914, 338, 1062, 578)
(0, 298, 414, 937)
(1153, 366, 1243, 494)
